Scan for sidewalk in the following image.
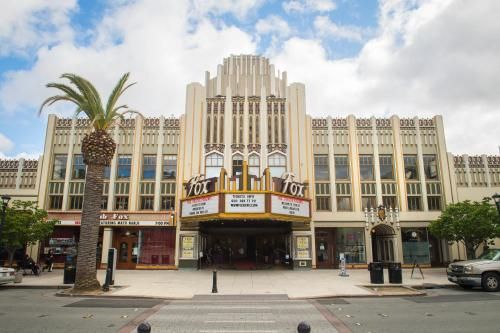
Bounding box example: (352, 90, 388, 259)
(10, 268, 452, 298)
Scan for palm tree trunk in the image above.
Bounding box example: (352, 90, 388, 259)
(73, 163, 103, 291)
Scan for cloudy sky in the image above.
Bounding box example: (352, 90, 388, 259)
(0, 0, 499, 158)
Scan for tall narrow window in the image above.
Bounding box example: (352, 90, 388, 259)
(314, 155, 330, 181)
(213, 116, 218, 143)
(205, 153, 224, 178)
(162, 155, 177, 179)
(274, 115, 279, 143)
(206, 115, 211, 143)
(72, 154, 86, 179)
(232, 115, 237, 143)
(423, 155, 438, 180)
(239, 115, 243, 144)
(404, 155, 418, 180)
(52, 155, 67, 180)
(142, 155, 156, 179)
(267, 115, 272, 143)
(255, 115, 260, 142)
(359, 155, 374, 181)
(268, 153, 286, 178)
(379, 155, 394, 180)
(232, 154, 243, 177)
(248, 154, 260, 177)
(117, 155, 132, 179)
(335, 156, 349, 180)
(281, 114, 285, 143)
(220, 115, 224, 142)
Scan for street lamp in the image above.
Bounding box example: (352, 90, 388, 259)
(0, 195, 12, 241)
(492, 193, 500, 215)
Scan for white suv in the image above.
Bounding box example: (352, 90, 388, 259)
(447, 249, 500, 292)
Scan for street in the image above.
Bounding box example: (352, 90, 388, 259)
(0, 287, 499, 333)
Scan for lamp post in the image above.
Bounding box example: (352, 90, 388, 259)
(492, 193, 500, 215)
(0, 195, 11, 241)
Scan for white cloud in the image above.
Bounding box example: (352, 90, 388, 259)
(190, 0, 265, 20)
(314, 15, 366, 42)
(0, 133, 14, 153)
(0, 0, 76, 56)
(283, 0, 337, 14)
(256, 15, 291, 38)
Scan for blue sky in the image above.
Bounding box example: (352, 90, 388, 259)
(0, 0, 499, 158)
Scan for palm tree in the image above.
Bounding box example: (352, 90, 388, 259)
(39, 73, 137, 291)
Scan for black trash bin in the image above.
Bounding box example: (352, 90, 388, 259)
(368, 262, 384, 284)
(63, 255, 76, 284)
(388, 262, 402, 283)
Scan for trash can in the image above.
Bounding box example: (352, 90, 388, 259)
(368, 262, 384, 284)
(388, 262, 402, 283)
(63, 256, 76, 284)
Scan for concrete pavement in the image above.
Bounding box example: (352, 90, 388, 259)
(9, 267, 451, 299)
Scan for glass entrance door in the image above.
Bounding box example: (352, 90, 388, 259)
(113, 230, 138, 269)
(315, 229, 335, 268)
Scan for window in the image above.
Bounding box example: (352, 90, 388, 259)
(69, 196, 83, 210)
(361, 196, 376, 211)
(404, 155, 418, 180)
(315, 183, 331, 211)
(268, 153, 286, 178)
(335, 156, 349, 180)
(115, 196, 129, 210)
(205, 153, 224, 178)
(402, 228, 430, 264)
(248, 154, 260, 176)
(72, 155, 86, 179)
(407, 196, 422, 211)
(117, 155, 132, 179)
(101, 196, 108, 210)
(162, 155, 177, 179)
(141, 196, 154, 210)
(379, 155, 393, 180)
(335, 228, 366, 263)
(103, 166, 111, 179)
(359, 155, 374, 181)
(52, 155, 67, 180)
(232, 154, 243, 177)
(142, 155, 156, 179)
(161, 196, 175, 210)
(423, 155, 438, 180)
(316, 197, 331, 211)
(337, 197, 352, 211)
(314, 155, 330, 181)
(49, 195, 63, 210)
(427, 196, 442, 211)
(383, 196, 397, 209)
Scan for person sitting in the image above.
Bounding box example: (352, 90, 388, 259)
(22, 254, 40, 276)
(42, 250, 54, 272)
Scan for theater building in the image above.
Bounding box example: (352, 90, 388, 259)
(1, 55, 499, 269)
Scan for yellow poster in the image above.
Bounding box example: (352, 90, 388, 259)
(182, 236, 195, 258)
(296, 236, 310, 259)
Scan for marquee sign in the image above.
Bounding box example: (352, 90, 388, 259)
(186, 175, 213, 197)
(181, 194, 219, 217)
(271, 194, 310, 217)
(225, 194, 265, 213)
(281, 172, 305, 197)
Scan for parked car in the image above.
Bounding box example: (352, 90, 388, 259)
(447, 248, 500, 291)
(0, 267, 16, 285)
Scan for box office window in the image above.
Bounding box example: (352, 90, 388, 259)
(335, 228, 366, 264)
(162, 155, 177, 179)
(52, 155, 67, 180)
(402, 228, 430, 264)
(142, 155, 156, 180)
(335, 156, 349, 180)
(117, 155, 132, 179)
(359, 155, 374, 181)
(314, 155, 330, 181)
(72, 155, 86, 180)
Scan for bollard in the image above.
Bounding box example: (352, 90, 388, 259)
(102, 267, 112, 292)
(297, 321, 311, 333)
(212, 269, 218, 293)
(137, 322, 151, 333)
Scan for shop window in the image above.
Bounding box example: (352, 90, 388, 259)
(117, 155, 132, 179)
(423, 155, 438, 180)
(248, 154, 260, 176)
(49, 195, 63, 210)
(361, 196, 376, 211)
(404, 155, 418, 180)
(382, 196, 397, 209)
(335, 228, 366, 263)
(335, 156, 349, 180)
(71, 155, 86, 179)
(103, 166, 111, 179)
(359, 155, 374, 181)
(427, 196, 442, 211)
(101, 196, 108, 210)
(161, 196, 175, 210)
(379, 155, 393, 180)
(232, 154, 243, 177)
(137, 229, 175, 266)
(141, 196, 154, 210)
(407, 196, 422, 211)
(142, 155, 156, 179)
(205, 153, 223, 178)
(268, 153, 286, 178)
(336, 197, 352, 211)
(69, 196, 83, 210)
(402, 228, 430, 264)
(162, 155, 177, 179)
(115, 196, 129, 210)
(314, 155, 330, 181)
(52, 155, 67, 180)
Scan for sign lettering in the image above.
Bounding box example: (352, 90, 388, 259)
(281, 172, 305, 197)
(187, 175, 211, 197)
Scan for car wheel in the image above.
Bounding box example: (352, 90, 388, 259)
(459, 284, 474, 290)
(482, 272, 500, 292)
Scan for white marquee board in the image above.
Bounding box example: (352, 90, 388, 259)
(225, 194, 265, 213)
(271, 194, 310, 217)
(181, 195, 219, 217)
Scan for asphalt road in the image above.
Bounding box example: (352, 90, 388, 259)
(0, 287, 499, 333)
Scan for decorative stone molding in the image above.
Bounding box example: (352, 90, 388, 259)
(267, 143, 287, 153)
(56, 118, 72, 128)
(231, 143, 245, 153)
(399, 118, 415, 128)
(332, 118, 348, 128)
(453, 155, 465, 168)
(76, 118, 91, 128)
(247, 144, 261, 153)
(0, 159, 19, 170)
(418, 118, 434, 128)
(375, 118, 391, 128)
(144, 118, 160, 128)
(468, 155, 484, 168)
(164, 117, 180, 129)
(312, 118, 327, 129)
(356, 118, 371, 128)
(205, 143, 225, 153)
(487, 156, 500, 168)
(22, 159, 38, 170)
(121, 118, 136, 128)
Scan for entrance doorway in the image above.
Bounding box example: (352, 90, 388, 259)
(315, 229, 336, 268)
(371, 224, 397, 263)
(113, 229, 138, 269)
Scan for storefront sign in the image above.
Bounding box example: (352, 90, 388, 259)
(225, 194, 265, 213)
(56, 220, 169, 227)
(181, 235, 195, 259)
(186, 175, 213, 197)
(271, 194, 310, 217)
(281, 172, 305, 197)
(295, 236, 310, 259)
(181, 195, 219, 217)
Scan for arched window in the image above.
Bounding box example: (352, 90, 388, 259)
(268, 153, 286, 178)
(205, 153, 224, 178)
(248, 154, 260, 177)
(232, 154, 243, 177)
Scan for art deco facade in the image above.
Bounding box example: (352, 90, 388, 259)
(1, 55, 499, 269)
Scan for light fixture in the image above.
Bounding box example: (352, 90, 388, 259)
(1, 195, 11, 206)
(492, 193, 500, 215)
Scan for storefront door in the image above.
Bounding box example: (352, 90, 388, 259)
(315, 229, 335, 268)
(114, 231, 138, 269)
